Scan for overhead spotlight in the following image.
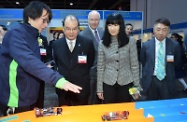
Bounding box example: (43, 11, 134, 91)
(16, 2, 20, 5)
(7, 22, 11, 25)
(70, 2, 73, 6)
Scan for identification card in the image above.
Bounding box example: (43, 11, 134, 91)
(40, 48, 47, 56)
(78, 55, 87, 64)
(167, 55, 174, 62)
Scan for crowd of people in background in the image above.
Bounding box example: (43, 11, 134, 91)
(1, 0, 187, 117)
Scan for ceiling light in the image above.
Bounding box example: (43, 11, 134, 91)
(16, 2, 20, 5)
(70, 3, 73, 6)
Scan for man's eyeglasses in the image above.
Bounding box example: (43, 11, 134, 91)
(64, 27, 79, 32)
(40, 17, 49, 24)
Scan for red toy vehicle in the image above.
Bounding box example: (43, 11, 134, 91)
(35, 107, 63, 117)
(102, 111, 129, 121)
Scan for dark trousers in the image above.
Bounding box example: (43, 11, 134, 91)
(34, 81, 45, 108)
(103, 82, 133, 104)
(147, 76, 170, 100)
(0, 102, 35, 117)
(88, 78, 102, 104)
(57, 90, 88, 106)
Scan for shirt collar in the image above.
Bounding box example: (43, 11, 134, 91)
(66, 38, 76, 45)
(155, 37, 166, 46)
(89, 25, 98, 34)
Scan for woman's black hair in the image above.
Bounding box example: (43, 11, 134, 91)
(52, 31, 59, 39)
(125, 23, 133, 28)
(57, 31, 64, 39)
(0, 25, 8, 31)
(171, 33, 183, 45)
(102, 13, 129, 47)
(23, 1, 52, 23)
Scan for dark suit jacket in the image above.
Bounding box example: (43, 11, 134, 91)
(53, 35, 95, 98)
(79, 27, 104, 79)
(40, 35, 52, 63)
(140, 37, 181, 98)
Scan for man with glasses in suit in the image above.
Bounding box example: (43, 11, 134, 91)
(53, 15, 95, 106)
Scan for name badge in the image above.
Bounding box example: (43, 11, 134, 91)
(167, 55, 174, 62)
(40, 48, 47, 56)
(78, 55, 87, 64)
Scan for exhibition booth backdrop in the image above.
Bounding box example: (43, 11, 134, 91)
(0, 9, 143, 41)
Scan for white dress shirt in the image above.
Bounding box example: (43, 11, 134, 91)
(66, 38, 76, 52)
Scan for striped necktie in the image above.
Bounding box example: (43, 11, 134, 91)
(69, 41, 73, 52)
(94, 30, 100, 43)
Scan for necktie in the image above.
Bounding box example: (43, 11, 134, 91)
(94, 30, 100, 43)
(156, 42, 165, 80)
(69, 41, 73, 52)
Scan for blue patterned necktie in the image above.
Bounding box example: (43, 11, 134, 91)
(156, 42, 165, 80)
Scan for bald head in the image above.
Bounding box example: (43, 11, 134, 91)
(63, 15, 79, 27)
(88, 10, 100, 19)
(88, 10, 100, 30)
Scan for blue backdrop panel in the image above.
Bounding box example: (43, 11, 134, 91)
(0, 9, 142, 21)
(52, 10, 103, 19)
(135, 98, 187, 109)
(103, 10, 142, 20)
(142, 105, 187, 117)
(154, 114, 187, 122)
(0, 9, 22, 19)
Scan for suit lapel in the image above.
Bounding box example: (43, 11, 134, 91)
(165, 38, 172, 65)
(60, 38, 71, 67)
(165, 38, 171, 54)
(87, 28, 99, 49)
(151, 39, 156, 65)
(88, 28, 95, 41)
(70, 36, 82, 68)
(98, 28, 103, 40)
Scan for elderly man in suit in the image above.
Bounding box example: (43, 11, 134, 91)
(53, 15, 95, 106)
(140, 18, 181, 100)
(79, 10, 104, 104)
